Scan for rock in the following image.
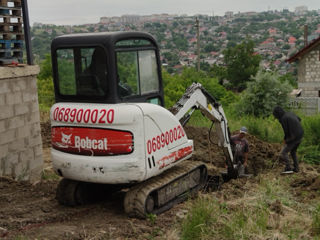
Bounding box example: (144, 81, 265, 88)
(0, 227, 8, 237)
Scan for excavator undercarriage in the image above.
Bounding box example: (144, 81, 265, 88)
(56, 161, 207, 218)
(124, 161, 207, 218)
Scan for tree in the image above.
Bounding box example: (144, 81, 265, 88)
(203, 44, 217, 53)
(223, 39, 261, 91)
(236, 70, 292, 117)
(279, 72, 297, 88)
(37, 54, 54, 111)
(208, 64, 227, 84)
(162, 68, 237, 108)
(38, 54, 52, 80)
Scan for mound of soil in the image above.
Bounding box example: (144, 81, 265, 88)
(290, 173, 320, 201)
(184, 126, 281, 175)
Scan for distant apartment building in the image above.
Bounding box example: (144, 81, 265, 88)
(100, 17, 120, 24)
(224, 11, 233, 19)
(121, 15, 140, 23)
(100, 15, 140, 24)
(295, 6, 308, 15)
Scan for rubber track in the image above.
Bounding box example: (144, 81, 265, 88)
(124, 161, 206, 218)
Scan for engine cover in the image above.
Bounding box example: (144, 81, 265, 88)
(50, 102, 193, 184)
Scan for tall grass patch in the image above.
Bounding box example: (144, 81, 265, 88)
(301, 114, 320, 146)
(299, 114, 320, 164)
(180, 195, 270, 240)
(181, 196, 218, 240)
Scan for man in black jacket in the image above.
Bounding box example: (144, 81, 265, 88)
(273, 106, 304, 173)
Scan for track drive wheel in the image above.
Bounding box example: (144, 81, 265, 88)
(145, 195, 155, 213)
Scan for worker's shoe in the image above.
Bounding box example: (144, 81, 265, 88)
(238, 173, 253, 178)
(293, 167, 299, 173)
(281, 167, 293, 174)
(237, 164, 245, 176)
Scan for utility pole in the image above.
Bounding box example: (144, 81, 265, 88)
(196, 17, 200, 71)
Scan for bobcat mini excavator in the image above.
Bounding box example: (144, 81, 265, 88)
(50, 32, 235, 218)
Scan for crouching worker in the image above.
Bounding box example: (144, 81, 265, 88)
(273, 106, 304, 174)
(231, 126, 249, 177)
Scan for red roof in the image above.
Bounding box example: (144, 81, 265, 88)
(287, 35, 320, 63)
(261, 38, 274, 45)
(188, 38, 197, 43)
(210, 51, 218, 56)
(288, 36, 296, 44)
(268, 28, 277, 34)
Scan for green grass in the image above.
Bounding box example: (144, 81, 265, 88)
(181, 196, 218, 240)
(180, 195, 270, 240)
(313, 204, 320, 236)
(41, 169, 60, 181)
(179, 174, 316, 240)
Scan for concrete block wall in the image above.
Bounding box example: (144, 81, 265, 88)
(298, 45, 320, 97)
(0, 66, 43, 182)
(289, 97, 320, 115)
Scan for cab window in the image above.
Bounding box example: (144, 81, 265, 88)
(56, 47, 107, 97)
(116, 49, 159, 98)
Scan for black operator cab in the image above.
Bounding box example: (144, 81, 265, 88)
(51, 32, 164, 106)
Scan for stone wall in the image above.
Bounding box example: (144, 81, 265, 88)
(289, 97, 320, 115)
(0, 66, 43, 182)
(298, 45, 320, 97)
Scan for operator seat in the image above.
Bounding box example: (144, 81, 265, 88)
(77, 48, 107, 96)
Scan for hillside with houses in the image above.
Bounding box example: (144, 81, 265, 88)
(31, 7, 320, 74)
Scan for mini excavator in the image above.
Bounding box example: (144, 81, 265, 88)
(50, 32, 236, 218)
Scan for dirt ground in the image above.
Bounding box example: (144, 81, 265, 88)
(0, 122, 319, 239)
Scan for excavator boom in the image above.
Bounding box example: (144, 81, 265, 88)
(171, 83, 235, 173)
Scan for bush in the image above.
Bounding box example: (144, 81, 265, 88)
(236, 70, 292, 117)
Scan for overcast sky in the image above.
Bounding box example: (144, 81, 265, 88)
(28, 0, 320, 25)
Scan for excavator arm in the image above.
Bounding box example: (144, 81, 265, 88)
(171, 82, 236, 178)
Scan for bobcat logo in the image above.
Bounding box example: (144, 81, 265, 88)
(61, 132, 72, 145)
(55, 132, 72, 148)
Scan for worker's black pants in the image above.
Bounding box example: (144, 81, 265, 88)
(280, 138, 302, 171)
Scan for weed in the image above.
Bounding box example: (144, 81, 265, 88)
(146, 213, 157, 225)
(14, 236, 29, 240)
(41, 169, 60, 181)
(286, 228, 304, 240)
(16, 167, 29, 182)
(145, 227, 163, 240)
